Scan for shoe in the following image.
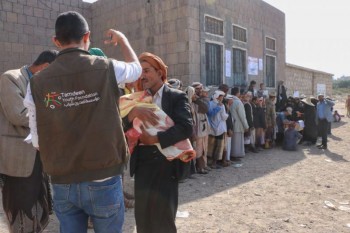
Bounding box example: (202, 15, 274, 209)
(251, 148, 259, 153)
(204, 166, 212, 171)
(210, 164, 222, 169)
(197, 169, 208, 174)
(222, 161, 230, 167)
(318, 145, 327, 149)
(316, 144, 324, 148)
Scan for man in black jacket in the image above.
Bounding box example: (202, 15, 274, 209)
(126, 52, 193, 233)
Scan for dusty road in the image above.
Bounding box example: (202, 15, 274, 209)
(1, 100, 350, 233)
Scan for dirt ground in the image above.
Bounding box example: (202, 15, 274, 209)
(1, 99, 350, 233)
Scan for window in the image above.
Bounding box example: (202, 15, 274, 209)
(266, 37, 276, 51)
(233, 25, 247, 42)
(205, 16, 224, 36)
(265, 55, 275, 88)
(205, 43, 222, 86)
(232, 48, 246, 86)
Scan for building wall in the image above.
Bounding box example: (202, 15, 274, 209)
(285, 63, 333, 97)
(0, 0, 92, 75)
(90, 0, 285, 88)
(199, 0, 286, 89)
(90, 0, 198, 86)
(0, 0, 331, 96)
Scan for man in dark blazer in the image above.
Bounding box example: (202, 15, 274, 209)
(276, 80, 288, 111)
(125, 52, 193, 233)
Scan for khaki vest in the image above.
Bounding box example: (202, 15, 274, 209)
(31, 48, 128, 183)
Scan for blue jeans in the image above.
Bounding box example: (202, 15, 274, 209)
(52, 175, 124, 233)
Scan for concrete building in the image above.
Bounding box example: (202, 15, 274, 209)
(0, 0, 333, 95)
(90, 0, 286, 89)
(285, 63, 333, 97)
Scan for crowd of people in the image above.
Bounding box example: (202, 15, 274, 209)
(0, 10, 342, 233)
(161, 79, 338, 179)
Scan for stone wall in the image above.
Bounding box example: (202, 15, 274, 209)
(285, 63, 333, 97)
(90, 0, 198, 86)
(0, 0, 92, 74)
(90, 0, 286, 88)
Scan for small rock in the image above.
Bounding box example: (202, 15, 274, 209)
(254, 192, 262, 196)
(324, 200, 336, 210)
(283, 218, 290, 222)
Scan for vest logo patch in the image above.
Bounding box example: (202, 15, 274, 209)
(44, 90, 100, 109)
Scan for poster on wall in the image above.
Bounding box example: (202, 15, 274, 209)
(259, 58, 263, 71)
(317, 84, 326, 95)
(225, 50, 231, 77)
(248, 56, 258, 75)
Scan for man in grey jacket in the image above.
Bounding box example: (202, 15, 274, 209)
(230, 87, 249, 161)
(0, 50, 58, 232)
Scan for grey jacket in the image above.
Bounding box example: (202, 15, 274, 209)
(0, 66, 37, 177)
(230, 96, 249, 133)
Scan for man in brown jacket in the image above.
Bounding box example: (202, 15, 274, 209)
(0, 50, 58, 232)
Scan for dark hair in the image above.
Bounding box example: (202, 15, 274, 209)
(218, 84, 229, 92)
(55, 11, 89, 45)
(250, 80, 256, 85)
(252, 96, 258, 102)
(231, 87, 240, 95)
(33, 50, 59, 65)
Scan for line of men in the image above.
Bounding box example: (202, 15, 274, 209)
(169, 79, 335, 177)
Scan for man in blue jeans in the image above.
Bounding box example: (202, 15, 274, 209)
(24, 11, 141, 232)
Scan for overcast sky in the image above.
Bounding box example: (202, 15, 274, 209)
(263, 0, 350, 78)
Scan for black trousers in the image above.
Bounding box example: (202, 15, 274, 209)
(318, 119, 329, 147)
(134, 146, 178, 233)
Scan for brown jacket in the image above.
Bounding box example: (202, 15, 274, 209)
(31, 48, 128, 184)
(0, 66, 37, 177)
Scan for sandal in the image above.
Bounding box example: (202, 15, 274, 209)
(123, 191, 135, 200)
(124, 197, 135, 209)
(197, 169, 208, 174)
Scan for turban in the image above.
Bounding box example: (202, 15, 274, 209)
(139, 52, 168, 82)
(89, 48, 107, 58)
(167, 78, 182, 90)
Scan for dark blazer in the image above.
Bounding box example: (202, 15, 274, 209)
(157, 85, 193, 148)
(244, 102, 254, 128)
(127, 85, 193, 179)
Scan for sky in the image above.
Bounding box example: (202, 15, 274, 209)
(263, 0, 350, 78)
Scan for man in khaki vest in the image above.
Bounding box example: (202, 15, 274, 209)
(24, 11, 141, 232)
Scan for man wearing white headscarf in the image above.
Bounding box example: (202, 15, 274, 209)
(207, 90, 228, 168)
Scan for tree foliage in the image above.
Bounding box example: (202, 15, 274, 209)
(333, 79, 350, 89)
